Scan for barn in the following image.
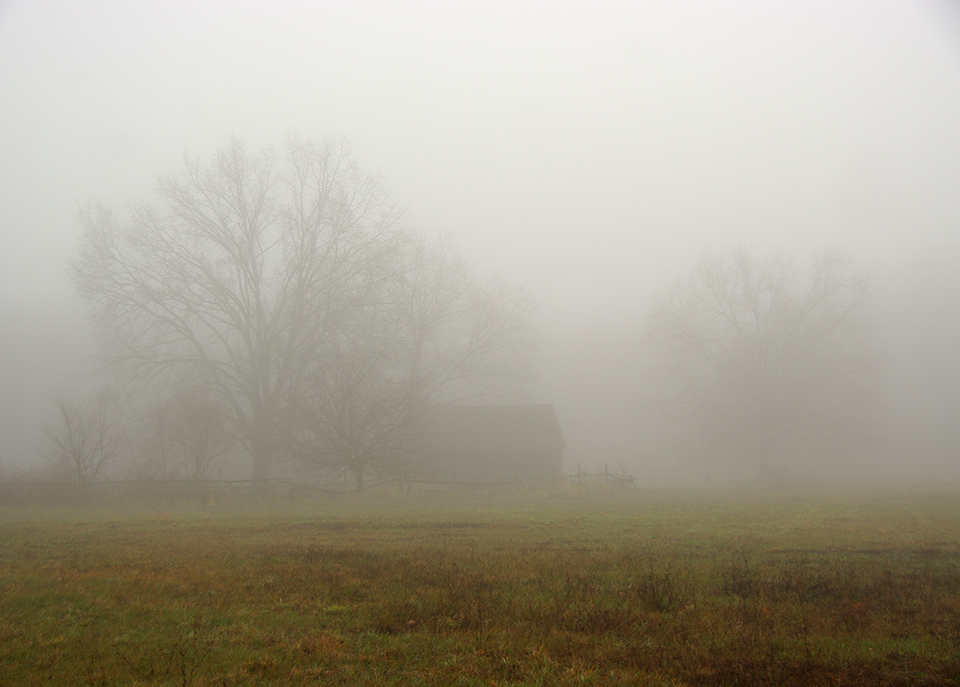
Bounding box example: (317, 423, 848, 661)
(416, 404, 565, 483)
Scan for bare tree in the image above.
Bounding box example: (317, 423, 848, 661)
(396, 234, 536, 404)
(132, 397, 176, 480)
(72, 137, 401, 482)
(169, 388, 234, 481)
(645, 247, 874, 480)
(44, 388, 122, 485)
(289, 234, 536, 491)
(291, 339, 427, 491)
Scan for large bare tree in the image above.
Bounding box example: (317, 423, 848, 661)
(73, 137, 402, 482)
(646, 247, 875, 480)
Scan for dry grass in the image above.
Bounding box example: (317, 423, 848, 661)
(2, 490, 960, 685)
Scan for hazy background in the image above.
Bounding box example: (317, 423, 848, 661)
(2, 0, 959, 481)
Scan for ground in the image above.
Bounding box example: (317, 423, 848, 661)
(1, 488, 959, 685)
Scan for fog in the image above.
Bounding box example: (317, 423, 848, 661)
(1, 0, 959, 485)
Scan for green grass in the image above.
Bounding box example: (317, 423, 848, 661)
(2, 490, 960, 685)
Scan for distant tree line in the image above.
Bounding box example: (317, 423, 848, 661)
(44, 136, 878, 491)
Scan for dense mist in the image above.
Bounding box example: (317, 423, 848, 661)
(1, 0, 959, 487)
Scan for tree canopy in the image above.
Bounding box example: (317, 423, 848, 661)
(645, 247, 875, 480)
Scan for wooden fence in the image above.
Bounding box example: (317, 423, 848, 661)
(567, 464, 638, 493)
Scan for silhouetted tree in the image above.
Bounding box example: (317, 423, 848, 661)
(44, 388, 122, 485)
(289, 234, 535, 491)
(169, 388, 234, 481)
(73, 137, 402, 482)
(646, 247, 874, 480)
(396, 235, 535, 404)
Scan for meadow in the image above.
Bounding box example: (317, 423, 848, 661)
(1, 488, 959, 686)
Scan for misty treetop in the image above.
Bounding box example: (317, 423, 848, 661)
(71, 136, 536, 485)
(645, 246, 875, 480)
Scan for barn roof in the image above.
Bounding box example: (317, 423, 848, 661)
(420, 404, 565, 454)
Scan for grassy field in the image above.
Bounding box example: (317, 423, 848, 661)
(2, 489, 960, 686)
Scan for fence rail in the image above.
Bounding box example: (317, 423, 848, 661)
(567, 464, 638, 492)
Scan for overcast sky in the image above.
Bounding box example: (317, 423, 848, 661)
(2, 0, 960, 475)
(2, 0, 959, 327)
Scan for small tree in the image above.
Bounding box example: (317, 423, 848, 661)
(133, 386, 235, 480)
(395, 235, 536, 405)
(645, 247, 874, 479)
(44, 388, 122, 485)
(292, 342, 427, 491)
(165, 388, 235, 481)
(289, 234, 536, 491)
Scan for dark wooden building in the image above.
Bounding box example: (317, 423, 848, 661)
(416, 404, 564, 483)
